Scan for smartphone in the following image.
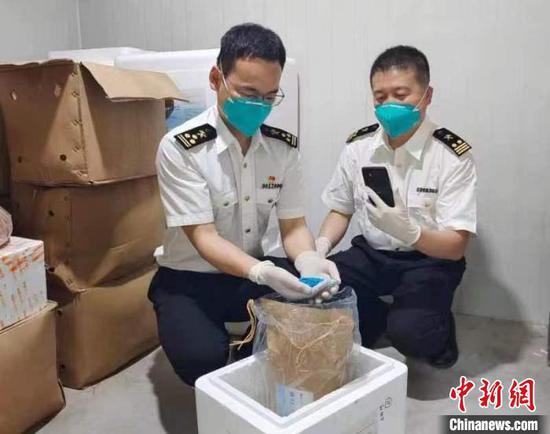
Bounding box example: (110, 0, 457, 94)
(361, 166, 395, 207)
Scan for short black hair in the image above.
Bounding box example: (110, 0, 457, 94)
(370, 45, 430, 87)
(217, 23, 286, 75)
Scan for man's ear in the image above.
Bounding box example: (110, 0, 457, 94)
(209, 66, 221, 91)
(425, 85, 434, 106)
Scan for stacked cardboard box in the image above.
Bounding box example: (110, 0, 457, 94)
(0, 226, 58, 432)
(0, 60, 182, 388)
(11, 179, 163, 291)
(49, 266, 158, 388)
(0, 302, 65, 433)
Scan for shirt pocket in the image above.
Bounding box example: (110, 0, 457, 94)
(256, 188, 278, 235)
(407, 193, 436, 227)
(212, 190, 238, 236)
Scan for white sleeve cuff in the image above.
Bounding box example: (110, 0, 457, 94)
(166, 211, 214, 228)
(439, 220, 477, 235)
(322, 196, 354, 215)
(276, 207, 305, 220)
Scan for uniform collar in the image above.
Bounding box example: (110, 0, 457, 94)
(375, 116, 435, 160)
(255, 128, 271, 153)
(211, 105, 267, 154)
(211, 105, 231, 154)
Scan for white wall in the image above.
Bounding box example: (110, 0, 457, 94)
(78, 0, 550, 325)
(0, 0, 80, 60)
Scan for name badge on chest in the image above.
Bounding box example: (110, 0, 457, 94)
(261, 175, 283, 190)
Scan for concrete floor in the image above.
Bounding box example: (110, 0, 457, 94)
(35, 313, 549, 434)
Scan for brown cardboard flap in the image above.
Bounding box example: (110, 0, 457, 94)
(0, 59, 73, 72)
(0, 59, 184, 101)
(82, 62, 184, 101)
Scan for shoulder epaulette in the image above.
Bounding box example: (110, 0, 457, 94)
(433, 128, 471, 157)
(346, 123, 379, 143)
(260, 124, 298, 148)
(174, 123, 217, 150)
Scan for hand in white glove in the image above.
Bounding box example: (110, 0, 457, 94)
(295, 250, 341, 303)
(364, 187, 421, 246)
(314, 236, 332, 258)
(248, 261, 316, 301)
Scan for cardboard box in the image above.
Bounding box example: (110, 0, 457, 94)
(0, 60, 182, 186)
(11, 176, 162, 292)
(52, 266, 159, 389)
(0, 236, 47, 330)
(0, 302, 65, 434)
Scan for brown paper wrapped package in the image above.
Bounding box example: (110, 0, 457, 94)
(259, 298, 355, 401)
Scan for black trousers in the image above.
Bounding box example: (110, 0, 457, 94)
(329, 235, 466, 358)
(148, 257, 291, 386)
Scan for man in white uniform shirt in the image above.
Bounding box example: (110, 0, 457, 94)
(150, 23, 339, 386)
(317, 46, 476, 368)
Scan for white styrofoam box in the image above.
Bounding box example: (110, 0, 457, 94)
(116, 49, 300, 256)
(48, 47, 149, 65)
(196, 346, 407, 434)
(0, 237, 47, 330)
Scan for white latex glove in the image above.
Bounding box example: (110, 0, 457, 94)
(364, 187, 421, 246)
(248, 261, 317, 301)
(295, 250, 341, 304)
(314, 236, 332, 258)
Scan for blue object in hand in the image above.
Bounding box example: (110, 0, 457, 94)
(299, 277, 324, 288)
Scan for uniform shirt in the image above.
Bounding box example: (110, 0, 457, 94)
(154, 105, 305, 272)
(322, 117, 477, 252)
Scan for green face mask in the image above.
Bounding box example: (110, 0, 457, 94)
(222, 97, 272, 137)
(374, 86, 429, 138)
(220, 72, 273, 137)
